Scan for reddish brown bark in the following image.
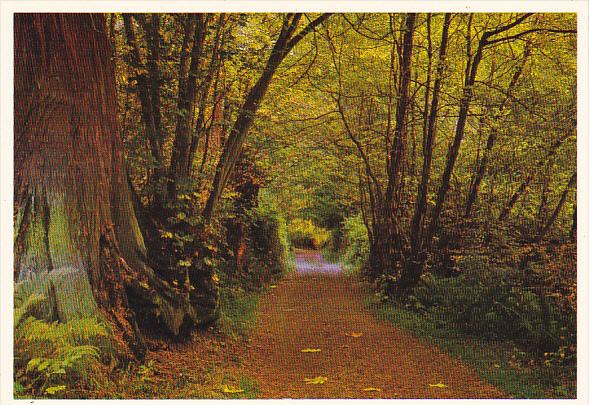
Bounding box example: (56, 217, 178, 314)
(14, 13, 217, 359)
(15, 13, 146, 357)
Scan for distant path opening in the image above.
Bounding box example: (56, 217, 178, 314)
(293, 248, 342, 274)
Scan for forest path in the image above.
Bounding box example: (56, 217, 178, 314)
(239, 249, 505, 398)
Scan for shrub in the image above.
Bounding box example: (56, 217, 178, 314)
(287, 218, 330, 249)
(340, 214, 370, 272)
(247, 208, 288, 280)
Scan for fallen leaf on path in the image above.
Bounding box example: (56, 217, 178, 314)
(362, 387, 382, 392)
(304, 376, 327, 384)
(301, 348, 321, 353)
(221, 384, 244, 393)
(429, 383, 448, 388)
(345, 332, 363, 338)
(269, 285, 277, 289)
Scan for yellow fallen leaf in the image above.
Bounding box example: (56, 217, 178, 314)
(301, 348, 321, 353)
(429, 383, 448, 388)
(269, 285, 277, 289)
(221, 384, 244, 393)
(493, 363, 500, 368)
(304, 376, 327, 384)
(212, 274, 220, 283)
(362, 387, 382, 392)
(345, 332, 363, 338)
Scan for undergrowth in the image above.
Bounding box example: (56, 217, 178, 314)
(14, 292, 117, 398)
(367, 293, 576, 398)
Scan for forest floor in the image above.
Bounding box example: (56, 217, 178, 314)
(121, 249, 508, 399)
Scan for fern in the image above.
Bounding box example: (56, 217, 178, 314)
(14, 291, 115, 397)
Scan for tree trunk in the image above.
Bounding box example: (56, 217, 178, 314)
(168, 14, 208, 199)
(536, 172, 576, 241)
(403, 13, 451, 292)
(426, 13, 533, 243)
(425, 21, 486, 245)
(14, 14, 217, 359)
(409, 13, 450, 258)
(499, 135, 569, 221)
(384, 13, 416, 211)
(122, 14, 163, 196)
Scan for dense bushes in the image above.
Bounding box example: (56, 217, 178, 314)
(287, 218, 330, 249)
(412, 270, 572, 353)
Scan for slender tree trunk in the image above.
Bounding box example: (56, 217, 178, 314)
(409, 13, 450, 256)
(464, 44, 530, 217)
(403, 13, 451, 292)
(499, 135, 569, 221)
(536, 172, 576, 241)
(168, 14, 208, 199)
(426, 20, 486, 245)
(122, 15, 163, 193)
(426, 13, 533, 244)
(188, 14, 226, 172)
(385, 13, 416, 211)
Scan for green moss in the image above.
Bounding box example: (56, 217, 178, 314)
(47, 198, 84, 272)
(17, 194, 51, 281)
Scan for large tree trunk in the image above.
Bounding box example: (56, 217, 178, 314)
(14, 14, 216, 359)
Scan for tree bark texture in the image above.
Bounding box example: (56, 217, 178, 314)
(14, 14, 217, 359)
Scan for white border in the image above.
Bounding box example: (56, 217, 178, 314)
(1, 1, 587, 405)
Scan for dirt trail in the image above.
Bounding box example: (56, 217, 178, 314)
(240, 249, 505, 398)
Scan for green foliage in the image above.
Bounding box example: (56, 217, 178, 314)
(14, 292, 116, 398)
(287, 218, 330, 249)
(339, 214, 370, 273)
(374, 252, 577, 397)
